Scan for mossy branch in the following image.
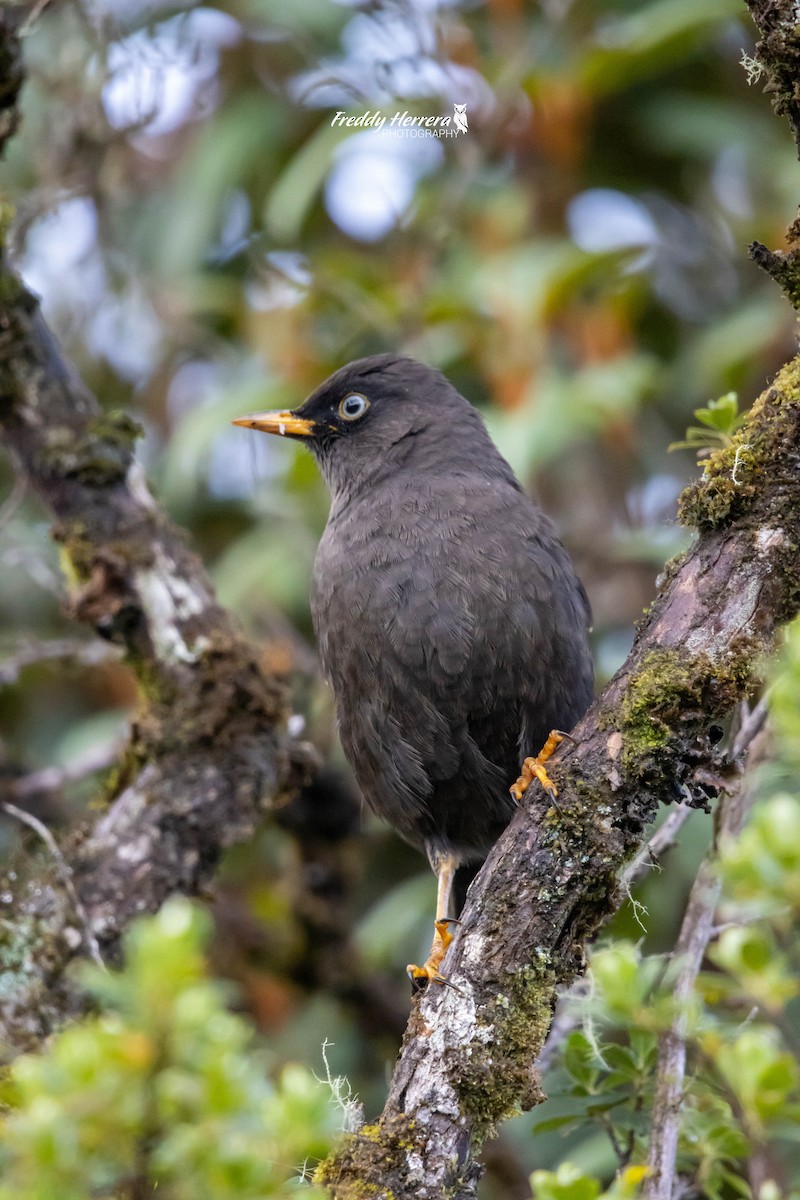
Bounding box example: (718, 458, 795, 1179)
(317, 362, 800, 1197)
(0, 268, 305, 1052)
(745, 0, 800, 305)
(0, 28, 309, 1044)
(744, 0, 800, 158)
(0, 6, 24, 156)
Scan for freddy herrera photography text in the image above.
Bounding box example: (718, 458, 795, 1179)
(330, 103, 469, 137)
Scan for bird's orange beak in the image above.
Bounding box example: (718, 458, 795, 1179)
(231, 410, 314, 439)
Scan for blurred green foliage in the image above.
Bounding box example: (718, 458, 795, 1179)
(1, 0, 800, 1193)
(530, 1163, 649, 1200)
(0, 898, 337, 1200)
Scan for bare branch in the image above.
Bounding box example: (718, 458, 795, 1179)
(620, 805, 695, 893)
(541, 698, 770, 1080)
(0, 637, 122, 686)
(1, 802, 106, 971)
(539, 804, 696, 1074)
(4, 736, 125, 800)
(644, 715, 769, 1200)
(0, 13, 294, 1048)
(0, 269, 296, 1049)
(0, 465, 26, 532)
(744, 0, 800, 157)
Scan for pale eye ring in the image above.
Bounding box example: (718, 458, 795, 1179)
(339, 393, 370, 421)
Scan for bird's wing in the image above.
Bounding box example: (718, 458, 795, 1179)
(312, 480, 592, 843)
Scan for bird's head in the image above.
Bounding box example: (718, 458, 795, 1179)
(232, 354, 507, 501)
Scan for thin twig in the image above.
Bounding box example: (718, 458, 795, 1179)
(645, 863, 723, 1199)
(621, 806, 695, 893)
(539, 808, 697, 1071)
(730, 695, 769, 761)
(1, 801, 106, 970)
(6, 736, 124, 800)
(0, 544, 62, 595)
(0, 637, 122, 686)
(19, 0, 55, 37)
(644, 707, 769, 1200)
(0, 467, 26, 533)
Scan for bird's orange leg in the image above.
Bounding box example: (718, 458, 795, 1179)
(407, 854, 460, 992)
(510, 730, 573, 801)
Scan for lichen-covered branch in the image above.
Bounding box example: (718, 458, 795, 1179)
(317, 364, 800, 1198)
(0, 245, 306, 1053)
(0, 6, 24, 155)
(745, 0, 800, 157)
(745, 0, 800, 305)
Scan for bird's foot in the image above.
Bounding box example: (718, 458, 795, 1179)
(511, 730, 572, 801)
(407, 918, 460, 994)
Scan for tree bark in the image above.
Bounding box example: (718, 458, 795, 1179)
(746, 0, 800, 304)
(0, 257, 300, 1054)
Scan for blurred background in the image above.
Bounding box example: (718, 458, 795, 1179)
(1, 0, 798, 1193)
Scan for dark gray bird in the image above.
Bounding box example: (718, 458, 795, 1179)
(233, 355, 593, 988)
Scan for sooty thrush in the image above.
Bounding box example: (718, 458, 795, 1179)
(233, 355, 594, 989)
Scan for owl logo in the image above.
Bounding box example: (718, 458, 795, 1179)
(453, 103, 469, 134)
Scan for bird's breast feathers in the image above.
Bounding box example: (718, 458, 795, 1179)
(310, 476, 576, 704)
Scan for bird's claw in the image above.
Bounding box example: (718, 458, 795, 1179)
(511, 730, 575, 801)
(511, 756, 558, 800)
(407, 918, 461, 994)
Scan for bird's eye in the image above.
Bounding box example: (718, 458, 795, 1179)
(339, 393, 370, 422)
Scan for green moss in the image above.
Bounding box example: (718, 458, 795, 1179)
(311, 1174, 384, 1200)
(678, 436, 761, 530)
(0, 206, 24, 306)
(679, 356, 800, 531)
(619, 648, 697, 757)
(57, 545, 82, 590)
(655, 550, 687, 593)
(93, 734, 149, 810)
(0, 257, 26, 306)
(454, 956, 554, 1138)
(0, 200, 16, 245)
(610, 646, 756, 784)
(40, 411, 142, 487)
(0, 899, 81, 1053)
(773, 535, 800, 626)
(0, 914, 39, 1000)
(314, 1117, 414, 1198)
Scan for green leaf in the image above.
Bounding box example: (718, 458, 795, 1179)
(530, 1163, 603, 1200)
(693, 392, 741, 433)
(533, 1113, 582, 1134)
(563, 1032, 603, 1090)
(264, 120, 353, 243)
(579, 0, 743, 95)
